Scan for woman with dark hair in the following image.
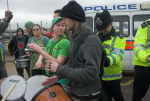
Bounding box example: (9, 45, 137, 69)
(8, 28, 29, 77)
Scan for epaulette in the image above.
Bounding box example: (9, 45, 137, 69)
(141, 21, 150, 28)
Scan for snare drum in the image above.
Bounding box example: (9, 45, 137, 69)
(0, 75, 26, 100)
(24, 75, 48, 101)
(15, 58, 30, 68)
(32, 83, 72, 101)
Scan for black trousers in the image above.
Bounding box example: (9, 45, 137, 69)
(0, 61, 7, 79)
(16, 67, 30, 77)
(132, 66, 150, 101)
(31, 69, 46, 77)
(102, 79, 124, 101)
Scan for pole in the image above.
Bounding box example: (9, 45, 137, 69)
(7, 0, 9, 10)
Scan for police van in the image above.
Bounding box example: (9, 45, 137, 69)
(82, 0, 150, 71)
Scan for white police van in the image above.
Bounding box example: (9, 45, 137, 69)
(82, 0, 150, 71)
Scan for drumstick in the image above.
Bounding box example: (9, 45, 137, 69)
(1, 83, 16, 101)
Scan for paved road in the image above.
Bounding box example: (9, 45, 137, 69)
(121, 77, 150, 101)
(5, 61, 29, 79)
(4, 55, 150, 101)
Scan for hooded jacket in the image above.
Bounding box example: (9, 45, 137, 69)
(8, 33, 29, 59)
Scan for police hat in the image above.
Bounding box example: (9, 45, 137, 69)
(94, 10, 113, 31)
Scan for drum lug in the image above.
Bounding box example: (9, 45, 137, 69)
(49, 92, 56, 98)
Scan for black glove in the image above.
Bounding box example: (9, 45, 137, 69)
(104, 57, 110, 67)
(4, 10, 13, 23)
(0, 10, 13, 35)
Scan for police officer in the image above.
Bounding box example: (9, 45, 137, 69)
(94, 10, 125, 101)
(132, 19, 150, 101)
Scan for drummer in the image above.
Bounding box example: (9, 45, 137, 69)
(26, 24, 49, 77)
(8, 28, 29, 77)
(42, 1, 107, 101)
(27, 17, 70, 88)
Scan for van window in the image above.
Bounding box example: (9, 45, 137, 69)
(133, 14, 150, 37)
(112, 15, 130, 37)
(85, 17, 93, 29)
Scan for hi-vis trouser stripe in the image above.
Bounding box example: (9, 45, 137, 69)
(102, 73, 122, 78)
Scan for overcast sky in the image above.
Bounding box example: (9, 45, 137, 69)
(0, 0, 69, 23)
(0, 0, 149, 29)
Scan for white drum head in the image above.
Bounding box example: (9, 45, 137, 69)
(24, 75, 48, 101)
(0, 75, 26, 100)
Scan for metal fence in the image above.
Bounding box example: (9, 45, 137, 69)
(1, 20, 51, 42)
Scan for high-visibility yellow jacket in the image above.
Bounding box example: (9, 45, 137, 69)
(0, 48, 4, 62)
(133, 19, 150, 67)
(99, 30, 126, 81)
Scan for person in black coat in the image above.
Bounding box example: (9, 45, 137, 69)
(8, 28, 30, 77)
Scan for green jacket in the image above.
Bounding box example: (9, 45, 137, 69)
(44, 35, 70, 87)
(133, 19, 150, 67)
(98, 28, 126, 81)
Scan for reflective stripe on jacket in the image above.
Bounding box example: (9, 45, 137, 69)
(133, 19, 150, 67)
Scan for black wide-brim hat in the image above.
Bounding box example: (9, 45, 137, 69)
(95, 10, 113, 31)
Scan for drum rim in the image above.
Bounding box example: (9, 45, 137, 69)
(24, 75, 49, 101)
(0, 75, 26, 100)
(16, 59, 30, 61)
(31, 83, 61, 101)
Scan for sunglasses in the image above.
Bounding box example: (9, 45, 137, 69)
(32, 29, 40, 31)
